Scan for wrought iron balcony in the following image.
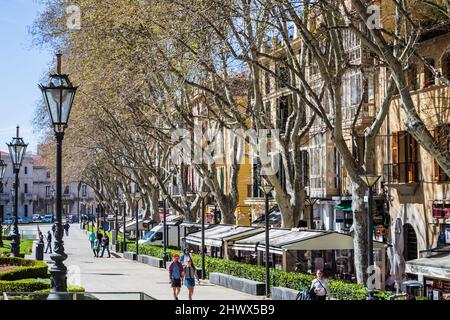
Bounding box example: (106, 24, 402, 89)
(384, 162, 421, 195)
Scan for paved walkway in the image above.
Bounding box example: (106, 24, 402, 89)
(25, 224, 263, 300)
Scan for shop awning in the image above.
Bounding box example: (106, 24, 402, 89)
(236, 229, 386, 255)
(233, 229, 289, 252)
(405, 252, 450, 280)
(335, 203, 352, 211)
(186, 225, 263, 247)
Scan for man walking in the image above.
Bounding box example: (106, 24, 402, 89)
(45, 230, 52, 254)
(51, 223, 56, 236)
(64, 221, 70, 236)
(169, 253, 184, 300)
(100, 234, 111, 258)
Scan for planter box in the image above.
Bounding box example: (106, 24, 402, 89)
(271, 287, 299, 300)
(209, 272, 265, 296)
(137, 255, 164, 268)
(123, 252, 137, 261)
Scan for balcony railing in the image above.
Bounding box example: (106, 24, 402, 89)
(247, 184, 263, 199)
(0, 193, 10, 201)
(62, 193, 74, 200)
(22, 193, 34, 201)
(384, 162, 421, 184)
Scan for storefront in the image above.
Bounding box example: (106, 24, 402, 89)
(405, 250, 450, 300)
(232, 228, 386, 286)
(185, 225, 263, 259)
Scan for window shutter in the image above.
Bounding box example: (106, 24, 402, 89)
(392, 132, 398, 164)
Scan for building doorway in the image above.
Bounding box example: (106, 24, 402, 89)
(403, 223, 418, 261)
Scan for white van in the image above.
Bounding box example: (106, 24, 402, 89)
(139, 223, 185, 247)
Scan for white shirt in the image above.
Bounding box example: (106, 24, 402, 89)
(310, 278, 330, 297)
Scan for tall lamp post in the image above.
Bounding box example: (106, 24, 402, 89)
(134, 192, 141, 256)
(359, 172, 381, 300)
(260, 180, 274, 298)
(7, 126, 28, 257)
(198, 191, 208, 279)
(161, 193, 169, 268)
(0, 154, 7, 247)
(39, 53, 78, 295)
(121, 195, 127, 253)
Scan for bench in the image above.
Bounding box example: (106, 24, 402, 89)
(137, 255, 164, 268)
(209, 272, 265, 296)
(123, 251, 137, 261)
(271, 287, 300, 300)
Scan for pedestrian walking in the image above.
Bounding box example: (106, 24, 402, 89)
(89, 231, 96, 249)
(96, 232, 103, 257)
(168, 253, 184, 300)
(45, 231, 52, 254)
(100, 234, 111, 258)
(51, 223, 57, 236)
(38, 231, 44, 244)
(183, 259, 200, 300)
(180, 247, 192, 266)
(64, 222, 70, 236)
(93, 238, 100, 257)
(309, 270, 330, 301)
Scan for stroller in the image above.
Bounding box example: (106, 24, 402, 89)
(296, 288, 315, 300)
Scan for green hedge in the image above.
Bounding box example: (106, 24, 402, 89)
(0, 240, 34, 256)
(0, 257, 49, 281)
(0, 278, 49, 293)
(129, 243, 392, 300)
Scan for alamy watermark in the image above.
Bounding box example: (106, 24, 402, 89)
(66, 5, 81, 31)
(171, 124, 282, 175)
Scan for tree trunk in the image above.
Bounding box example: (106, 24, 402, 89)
(150, 188, 161, 223)
(351, 182, 369, 286)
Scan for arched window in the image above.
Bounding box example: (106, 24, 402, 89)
(441, 53, 450, 81)
(403, 223, 418, 261)
(424, 58, 435, 88)
(407, 63, 419, 91)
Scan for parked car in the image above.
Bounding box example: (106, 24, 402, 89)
(33, 214, 41, 222)
(42, 215, 54, 223)
(3, 218, 13, 225)
(17, 217, 24, 224)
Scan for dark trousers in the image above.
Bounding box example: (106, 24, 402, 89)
(45, 242, 52, 253)
(101, 245, 110, 258)
(316, 296, 326, 301)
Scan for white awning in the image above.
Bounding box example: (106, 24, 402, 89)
(279, 231, 385, 251)
(233, 229, 291, 252)
(233, 229, 386, 255)
(186, 225, 263, 248)
(405, 252, 450, 280)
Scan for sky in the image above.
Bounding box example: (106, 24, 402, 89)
(0, 0, 53, 154)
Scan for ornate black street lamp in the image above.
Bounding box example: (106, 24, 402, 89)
(197, 190, 208, 279)
(161, 193, 169, 268)
(39, 53, 77, 295)
(260, 180, 274, 298)
(359, 172, 382, 300)
(121, 195, 127, 253)
(0, 154, 7, 247)
(134, 192, 141, 256)
(7, 126, 28, 257)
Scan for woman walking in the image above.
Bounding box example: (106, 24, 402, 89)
(309, 269, 330, 301)
(89, 231, 96, 249)
(183, 259, 200, 300)
(180, 247, 192, 266)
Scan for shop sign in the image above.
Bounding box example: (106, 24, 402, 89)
(336, 211, 344, 223)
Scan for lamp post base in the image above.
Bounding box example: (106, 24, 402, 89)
(48, 227, 68, 300)
(10, 228, 20, 257)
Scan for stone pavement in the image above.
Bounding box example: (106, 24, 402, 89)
(24, 224, 264, 300)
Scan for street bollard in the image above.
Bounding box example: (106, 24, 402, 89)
(35, 241, 44, 261)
